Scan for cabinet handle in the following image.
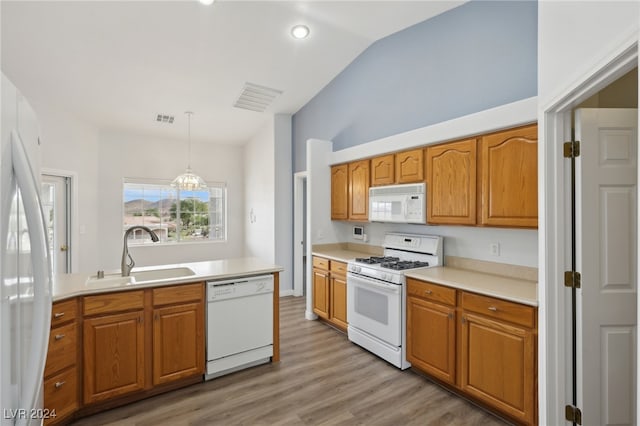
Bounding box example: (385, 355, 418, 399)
(461, 317, 466, 324)
(53, 312, 65, 319)
(138, 316, 143, 324)
(488, 306, 498, 312)
(424, 290, 432, 295)
(54, 381, 66, 389)
(154, 313, 159, 321)
(54, 334, 65, 340)
(448, 313, 454, 320)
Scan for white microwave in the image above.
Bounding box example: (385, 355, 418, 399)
(369, 183, 426, 224)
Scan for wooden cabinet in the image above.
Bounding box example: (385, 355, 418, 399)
(426, 139, 477, 225)
(348, 160, 370, 221)
(480, 124, 538, 227)
(460, 292, 537, 425)
(406, 279, 457, 384)
(312, 256, 348, 331)
(395, 148, 424, 183)
(370, 154, 395, 186)
(83, 300, 145, 404)
(330, 164, 348, 220)
(152, 283, 204, 386)
(329, 261, 348, 330)
(406, 278, 537, 425)
(331, 160, 370, 221)
(44, 299, 79, 425)
(82, 284, 205, 405)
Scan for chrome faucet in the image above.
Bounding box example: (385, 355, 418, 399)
(121, 226, 159, 277)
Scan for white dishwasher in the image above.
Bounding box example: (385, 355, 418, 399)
(205, 274, 274, 380)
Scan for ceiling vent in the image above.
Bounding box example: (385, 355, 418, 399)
(233, 82, 283, 113)
(156, 114, 175, 124)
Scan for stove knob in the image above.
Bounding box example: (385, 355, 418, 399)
(355, 266, 361, 273)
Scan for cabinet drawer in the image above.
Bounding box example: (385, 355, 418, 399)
(83, 290, 144, 316)
(461, 291, 535, 328)
(407, 278, 456, 306)
(44, 322, 77, 378)
(153, 283, 203, 307)
(51, 299, 77, 327)
(312, 256, 329, 270)
(44, 367, 78, 425)
(330, 261, 347, 275)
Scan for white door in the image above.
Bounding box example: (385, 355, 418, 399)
(41, 174, 70, 274)
(575, 108, 637, 426)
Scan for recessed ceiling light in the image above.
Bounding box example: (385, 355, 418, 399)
(291, 25, 310, 40)
(199, 0, 214, 5)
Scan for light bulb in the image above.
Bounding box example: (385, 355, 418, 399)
(199, 0, 214, 5)
(291, 25, 310, 40)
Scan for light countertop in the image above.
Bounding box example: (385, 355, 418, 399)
(405, 267, 537, 307)
(52, 257, 283, 302)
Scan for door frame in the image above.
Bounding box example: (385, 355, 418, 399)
(541, 40, 638, 424)
(293, 171, 308, 297)
(41, 168, 78, 273)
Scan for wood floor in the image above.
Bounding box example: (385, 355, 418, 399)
(71, 296, 509, 426)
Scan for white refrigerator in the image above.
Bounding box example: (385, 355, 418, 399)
(0, 73, 53, 425)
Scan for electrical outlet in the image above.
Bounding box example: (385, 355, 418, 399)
(489, 243, 500, 256)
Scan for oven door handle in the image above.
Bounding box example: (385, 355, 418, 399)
(347, 273, 401, 294)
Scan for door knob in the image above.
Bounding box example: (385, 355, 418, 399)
(60, 244, 68, 252)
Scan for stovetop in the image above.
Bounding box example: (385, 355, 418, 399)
(348, 234, 443, 285)
(355, 256, 430, 271)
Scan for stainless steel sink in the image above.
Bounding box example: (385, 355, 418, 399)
(86, 267, 196, 286)
(130, 267, 196, 283)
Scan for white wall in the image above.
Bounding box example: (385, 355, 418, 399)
(538, 1, 639, 110)
(244, 120, 275, 264)
(274, 114, 293, 294)
(37, 105, 101, 273)
(243, 114, 294, 295)
(97, 130, 245, 270)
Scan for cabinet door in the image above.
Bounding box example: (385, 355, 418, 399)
(329, 274, 348, 330)
(83, 311, 145, 404)
(480, 124, 538, 227)
(348, 160, 370, 220)
(312, 269, 330, 319)
(331, 164, 348, 220)
(395, 148, 424, 183)
(426, 139, 477, 225)
(371, 154, 395, 186)
(406, 297, 456, 384)
(460, 312, 535, 425)
(153, 302, 204, 385)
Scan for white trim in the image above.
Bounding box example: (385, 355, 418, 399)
(279, 289, 295, 297)
(293, 171, 308, 298)
(540, 40, 638, 426)
(41, 168, 79, 273)
(330, 96, 537, 165)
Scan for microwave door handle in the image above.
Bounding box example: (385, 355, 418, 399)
(403, 195, 409, 219)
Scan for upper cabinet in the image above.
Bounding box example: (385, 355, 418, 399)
(426, 139, 477, 225)
(330, 164, 348, 220)
(395, 149, 424, 183)
(370, 154, 395, 186)
(479, 124, 538, 228)
(348, 160, 370, 221)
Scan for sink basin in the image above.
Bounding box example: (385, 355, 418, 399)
(130, 267, 196, 283)
(86, 275, 133, 286)
(86, 267, 196, 287)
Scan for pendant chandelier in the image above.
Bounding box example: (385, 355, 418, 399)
(171, 111, 207, 191)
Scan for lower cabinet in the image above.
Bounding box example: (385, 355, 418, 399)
(80, 283, 205, 407)
(152, 284, 204, 386)
(312, 256, 348, 331)
(83, 310, 146, 404)
(44, 299, 80, 425)
(406, 278, 537, 425)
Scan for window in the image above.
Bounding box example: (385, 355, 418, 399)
(123, 180, 226, 244)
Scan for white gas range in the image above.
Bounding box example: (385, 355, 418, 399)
(346, 233, 443, 369)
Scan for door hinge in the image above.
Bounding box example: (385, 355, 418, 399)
(565, 405, 582, 424)
(564, 271, 581, 289)
(564, 141, 580, 158)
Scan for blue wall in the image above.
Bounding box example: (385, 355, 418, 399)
(292, 0, 537, 172)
